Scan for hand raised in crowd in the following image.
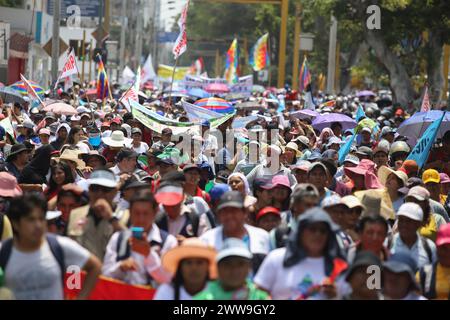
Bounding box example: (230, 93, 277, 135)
(92, 198, 113, 220)
(321, 279, 338, 299)
(119, 257, 139, 272)
(129, 232, 151, 257)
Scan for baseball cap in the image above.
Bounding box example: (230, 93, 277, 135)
(397, 202, 423, 222)
(111, 117, 121, 125)
(344, 154, 360, 166)
(216, 191, 244, 212)
(439, 173, 450, 184)
(290, 160, 312, 172)
(131, 128, 142, 135)
(39, 128, 51, 136)
(209, 183, 231, 202)
(401, 160, 419, 176)
(383, 252, 419, 289)
(422, 169, 440, 184)
(291, 183, 319, 199)
(361, 127, 372, 134)
(216, 238, 253, 263)
(294, 136, 310, 148)
(256, 206, 281, 221)
(308, 162, 329, 175)
(160, 171, 185, 184)
(356, 146, 373, 158)
(345, 251, 382, 281)
(271, 175, 291, 189)
(155, 182, 184, 206)
(307, 151, 322, 162)
(201, 120, 210, 128)
(406, 186, 430, 202)
(162, 128, 173, 135)
(88, 169, 117, 188)
(436, 224, 450, 247)
(321, 194, 342, 209)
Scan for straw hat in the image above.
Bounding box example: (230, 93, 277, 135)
(58, 149, 86, 170)
(378, 165, 408, 187)
(283, 142, 302, 157)
(161, 238, 217, 278)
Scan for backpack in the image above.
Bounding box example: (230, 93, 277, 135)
(274, 225, 291, 249)
(0, 213, 4, 240)
(155, 209, 200, 238)
(0, 234, 65, 284)
(421, 236, 433, 264)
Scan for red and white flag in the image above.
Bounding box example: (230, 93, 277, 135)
(121, 87, 139, 112)
(420, 86, 431, 112)
(172, 0, 190, 59)
(59, 48, 79, 79)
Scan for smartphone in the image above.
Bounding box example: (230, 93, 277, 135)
(131, 227, 144, 240)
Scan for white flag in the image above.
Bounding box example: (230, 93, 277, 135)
(141, 54, 156, 82)
(121, 66, 136, 85)
(121, 87, 139, 112)
(172, 0, 190, 59)
(420, 86, 431, 112)
(59, 49, 78, 79)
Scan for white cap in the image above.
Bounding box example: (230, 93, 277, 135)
(46, 210, 62, 220)
(361, 127, 372, 134)
(397, 202, 423, 222)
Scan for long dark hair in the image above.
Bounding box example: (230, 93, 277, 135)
(67, 126, 82, 145)
(47, 162, 75, 196)
(172, 258, 210, 300)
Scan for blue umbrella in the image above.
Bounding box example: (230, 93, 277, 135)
(0, 86, 25, 103)
(187, 88, 211, 99)
(397, 110, 450, 140)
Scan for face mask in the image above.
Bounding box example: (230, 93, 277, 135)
(88, 135, 101, 147)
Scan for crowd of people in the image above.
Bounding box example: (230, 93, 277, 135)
(0, 85, 449, 300)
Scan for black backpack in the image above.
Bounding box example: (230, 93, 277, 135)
(155, 210, 200, 238)
(0, 234, 65, 284)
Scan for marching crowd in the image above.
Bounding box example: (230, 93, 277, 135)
(0, 86, 449, 300)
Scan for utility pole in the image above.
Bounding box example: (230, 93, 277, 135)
(292, 3, 301, 90)
(135, 0, 143, 69)
(119, 0, 127, 81)
(277, 0, 289, 88)
(326, 15, 337, 94)
(51, 0, 61, 84)
(97, 0, 104, 49)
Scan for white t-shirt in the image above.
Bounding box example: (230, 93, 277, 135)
(153, 283, 196, 300)
(2, 236, 90, 300)
(126, 142, 149, 155)
(254, 248, 328, 300)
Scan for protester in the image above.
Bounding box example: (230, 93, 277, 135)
(4, 143, 31, 180)
(254, 207, 347, 300)
(102, 191, 177, 285)
(0, 193, 101, 299)
(155, 238, 216, 300)
(194, 238, 269, 300)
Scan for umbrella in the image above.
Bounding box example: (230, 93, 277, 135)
(252, 85, 265, 93)
(235, 101, 263, 111)
(354, 118, 378, 133)
(356, 90, 376, 97)
(0, 86, 25, 104)
(43, 102, 77, 115)
(290, 109, 319, 120)
(312, 113, 357, 131)
(187, 88, 211, 99)
(397, 111, 450, 141)
(205, 83, 230, 94)
(9, 80, 45, 96)
(194, 97, 235, 114)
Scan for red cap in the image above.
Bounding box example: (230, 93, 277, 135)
(111, 117, 121, 125)
(256, 206, 281, 221)
(436, 224, 450, 247)
(401, 160, 418, 175)
(101, 121, 111, 127)
(395, 109, 404, 116)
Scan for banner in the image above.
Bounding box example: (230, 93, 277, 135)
(121, 87, 138, 112)
(182, 100, 222, 123)
(157, 64, 190, 82)
(406, 112, 445, 169)
(230, 75, 253, 97)
(64, 274, 155, 300)
(184, 75, 205, 90)
(0, 117, 16, 141)
(131, 100, 234, 135)
(172, 0, 190, 59)
(355, 105, 366, 122)
(121, 66, 135, 85)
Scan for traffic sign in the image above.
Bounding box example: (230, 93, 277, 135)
(43, 38, 69, 57)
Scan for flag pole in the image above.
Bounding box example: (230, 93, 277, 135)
(118, 78, 137, 106)
(168, 57, 179, 108)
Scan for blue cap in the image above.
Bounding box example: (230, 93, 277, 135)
(209, 183, 231, 202)
(307, 151, 322, 162)
(156, 110, 164, 117)
(201, 120, 210, 127)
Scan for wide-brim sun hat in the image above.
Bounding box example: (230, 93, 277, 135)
(378, 165, 408, 187)
(101, 130, 132, 148)
(162, 238, 217, 279)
